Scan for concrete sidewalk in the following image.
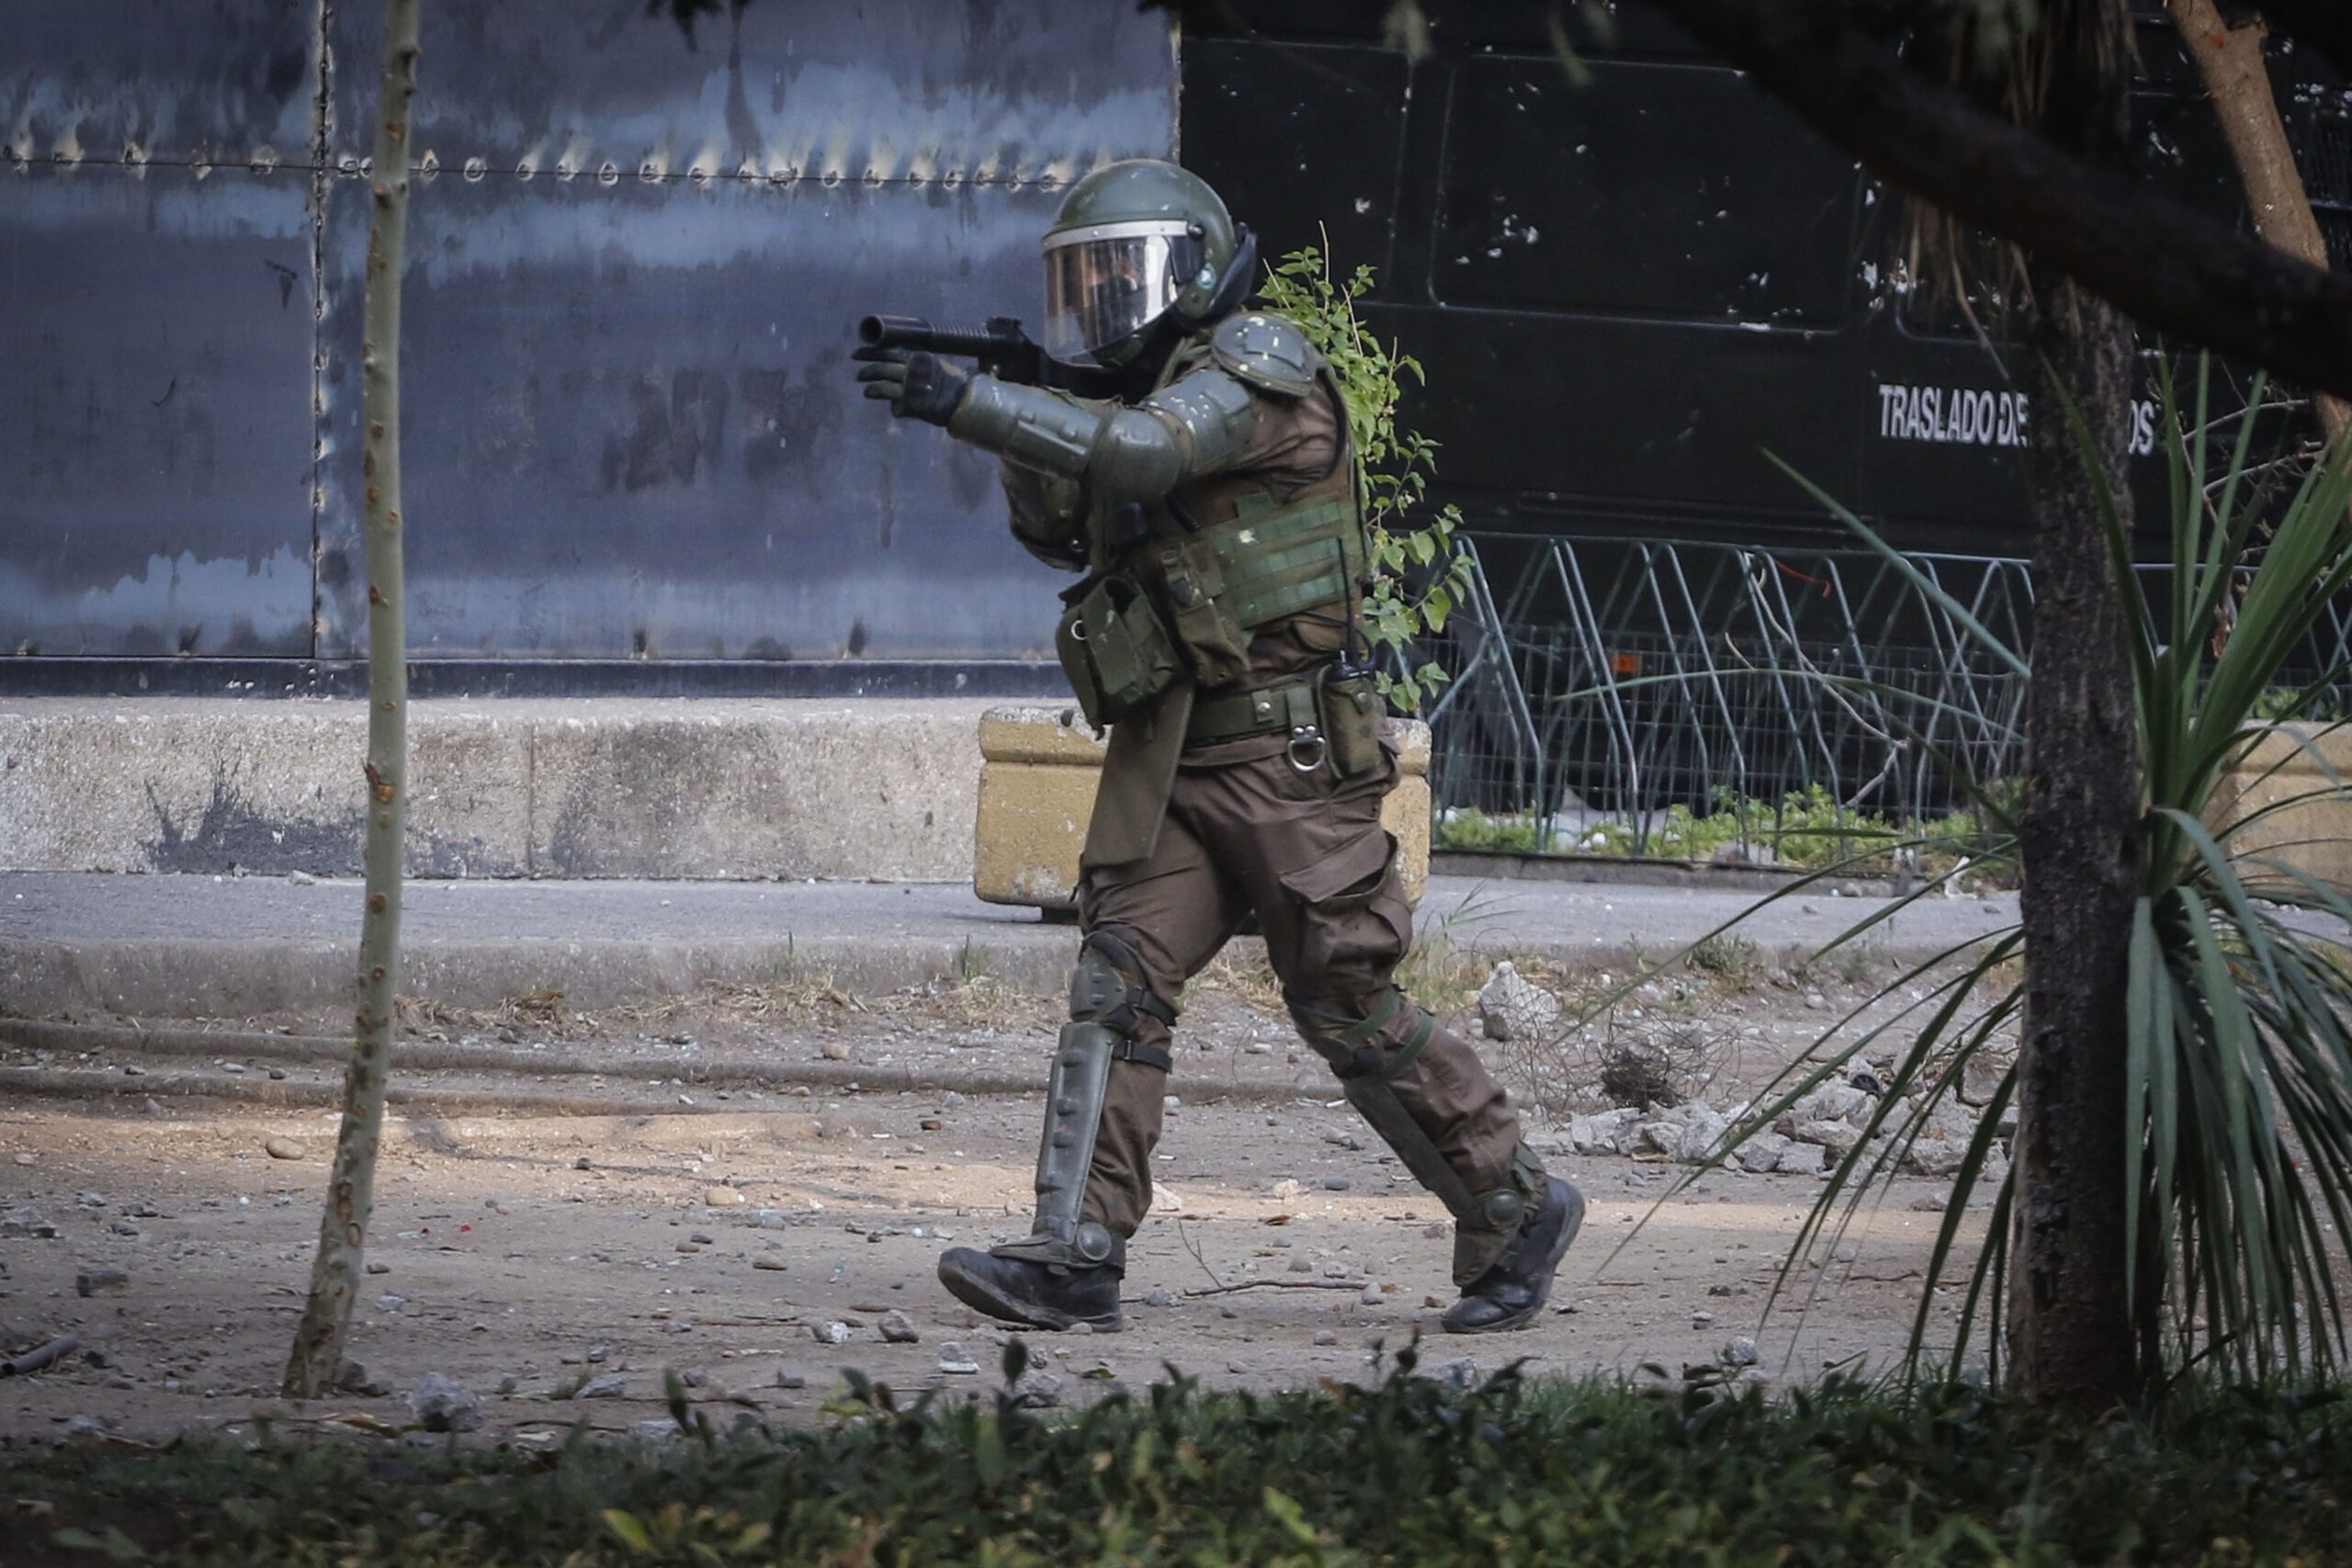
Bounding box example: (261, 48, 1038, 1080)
(0, 869, 2018, 1022)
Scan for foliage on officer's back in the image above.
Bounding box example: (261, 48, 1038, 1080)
(22, 1347, 2352, 1563)
(1257, 243, 1474, 713)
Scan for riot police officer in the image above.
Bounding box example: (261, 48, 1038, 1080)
(855, 158, 1582, 1334)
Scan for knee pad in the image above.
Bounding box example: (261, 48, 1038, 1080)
(1069, 929, 1179, 1066)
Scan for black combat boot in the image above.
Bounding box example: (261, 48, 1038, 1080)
(1440, 1177, 1586, 1335)
(937, 1246, 1123, 1332)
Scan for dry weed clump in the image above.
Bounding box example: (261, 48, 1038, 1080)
(1462, 958, 1758, 1118)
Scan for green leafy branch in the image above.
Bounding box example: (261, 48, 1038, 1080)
(1256, 240, 1472, 713)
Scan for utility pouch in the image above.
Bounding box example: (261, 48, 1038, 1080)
(1320, 665, 1386, 779)
(1055, 573, 1181, 729)
(1154, 537, 1253, 688)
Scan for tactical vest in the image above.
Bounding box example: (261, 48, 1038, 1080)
(1053, 340, 1364, 730)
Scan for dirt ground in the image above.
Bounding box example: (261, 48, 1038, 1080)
(0, 959, 1996, 1447)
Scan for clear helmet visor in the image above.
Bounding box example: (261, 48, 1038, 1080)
(1040, 222, 1199, 366)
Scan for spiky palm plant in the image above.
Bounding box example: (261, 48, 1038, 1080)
(1718, 359, 2352, 1393)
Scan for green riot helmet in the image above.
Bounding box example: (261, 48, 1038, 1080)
(1039, 158, 1259, 368)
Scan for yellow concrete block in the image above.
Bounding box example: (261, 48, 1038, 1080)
(2212, 723, 2352, 893)
(974, 703, 1431, 910)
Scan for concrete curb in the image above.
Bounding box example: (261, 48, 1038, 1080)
(0, 1018, 1316, 1111)
(0, 933, 1081, 1021)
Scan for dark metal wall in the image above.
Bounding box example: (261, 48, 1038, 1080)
(1, 1, 1176, 665)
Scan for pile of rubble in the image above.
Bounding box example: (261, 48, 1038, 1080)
(1565, 1073, 2014, 1179)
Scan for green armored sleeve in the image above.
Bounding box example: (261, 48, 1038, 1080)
(946, 365, 1262, 507)
(1001, 461, 1089, 571)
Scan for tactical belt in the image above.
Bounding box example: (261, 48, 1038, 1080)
(1184, 671, 1324, 746)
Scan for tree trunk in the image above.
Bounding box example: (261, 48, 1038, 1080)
(283, 0, 420, 1401)
(2007, 0, 2145, 1412)
(2166, 0, 2348, 441)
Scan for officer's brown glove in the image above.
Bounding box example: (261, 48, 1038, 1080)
(853, 345, 970, 427)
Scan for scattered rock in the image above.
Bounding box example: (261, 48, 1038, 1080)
(811, 1321, 853, 1346)
(574, 1373, 628, 1399)
(75, 1269, 130, 1298)
(689, 1231, 716, 1246)
(335, 1359, 390, 1397)
(1634, 1102, 1732, 1165)
(1429, 1358, 1479, 1393)
(108, 1219, 140, 1237)
(1142, 1289, 1180, 1308)
(1358, 1284, 1385, 1306)
(1781, 1084, 1874, 1129)
(75, 1192, 107, 1209)
(366, 1260, 390, 1275)
(753, 1256, 788, 1271)
(407, 1372, 481, 1433)
(1790, 1120, 1863, 1159)
(574, 1156, 594, 1171)
(1720, 1337, 1760, 1368)
(1012, 1369, 1064, 1406)
(1804, 992, 1827, 1011)
(1959, 1053, 2011, 1107)
(703, 1186, 745, 1208)
(1732, 1132, 1792, 1174)
(374, 1294, 405, 1314)
(878, 1310, 920, 1344)
(585, 1346, 609, 1363)
(263, 1137, 307, 1162)
(1321, 1176, 1351, 1192)
(1478, 961, 1561, 1043)
(1424, 1293, 1448, 1309)
(268, 1068, 288, 1081)
(775, 1369, 807, 1389)
(1270, 1178, 1303, 1201)
(62, 1414, 112, 1440)
(937, 1344, 981, 1375)
(820, 1040, 852, 1062)
(1569, 1109, 1642, 1156)
(1775, 1141, 1828, 1176)
(2, 1208, 59, 1239)
(1313, 1329, 1340, 1346)
(628, 1419, 682, 1443)
(1690, 1310, 1716, 1328)
(497, 1374, 519, 1395)
(1902, 1139, 1970, 1179)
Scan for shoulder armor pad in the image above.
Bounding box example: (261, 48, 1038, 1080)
(1207, 312, 1321, 398)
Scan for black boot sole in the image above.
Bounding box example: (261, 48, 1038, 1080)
(1442, 1179, 1587, 1336)
(936, 1250, 1123, 1333)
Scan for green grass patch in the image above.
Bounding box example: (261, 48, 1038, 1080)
(11, 1349, 2352, 1564)
(1438, 784, 2018, 886)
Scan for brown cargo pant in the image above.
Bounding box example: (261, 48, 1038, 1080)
(1074, 739, 1537, 1282)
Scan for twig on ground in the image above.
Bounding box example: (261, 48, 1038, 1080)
(1181, 1280, 1366, 1298)
(1178, 1217, 1224, 1290)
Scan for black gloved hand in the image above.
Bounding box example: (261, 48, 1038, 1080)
(853, 344, 970, 427)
